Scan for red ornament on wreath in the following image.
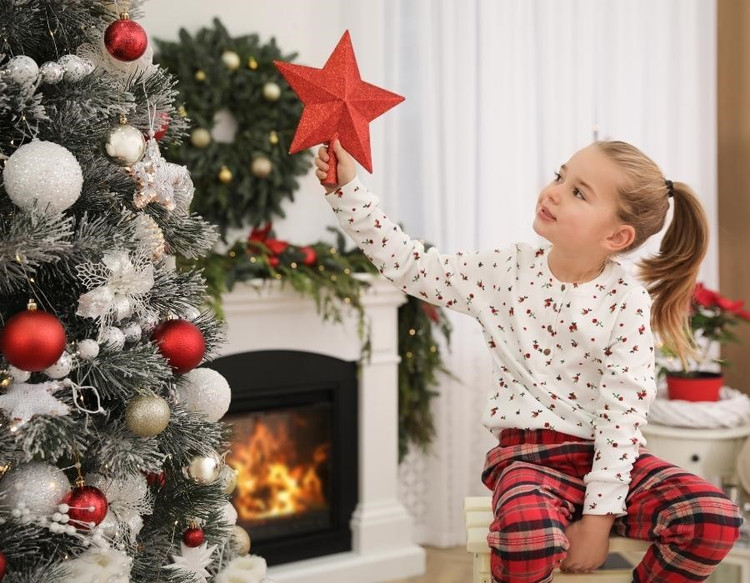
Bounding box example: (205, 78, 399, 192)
(0, 300, 66, 371)
(65, 484, 108, 530)
(183, 525, 205, 547)
(0, 551, 6, 580)
(152, 319, 205, 374)
(104, 12, 148, 62)
(300, 246, 317, 267)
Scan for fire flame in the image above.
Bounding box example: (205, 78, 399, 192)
(229, 414, 330, 521)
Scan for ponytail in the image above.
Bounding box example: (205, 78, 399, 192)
(637, 182, 709, 366)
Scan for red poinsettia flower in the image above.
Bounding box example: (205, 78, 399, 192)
(692, 282, 719, 307)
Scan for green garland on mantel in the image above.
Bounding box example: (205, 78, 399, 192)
(189, 228, 454, 462)
(155, 18, 453, 461)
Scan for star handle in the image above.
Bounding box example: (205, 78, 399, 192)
(321, 134, 339, 187)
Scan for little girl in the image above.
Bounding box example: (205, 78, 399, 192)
(314, 139, 742, 582)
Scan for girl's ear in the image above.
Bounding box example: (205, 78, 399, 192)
(607, 224, 635, 252)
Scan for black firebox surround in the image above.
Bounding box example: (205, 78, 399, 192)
(208, 350, 359, 566)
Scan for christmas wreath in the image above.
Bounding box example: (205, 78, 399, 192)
(154, 19, 312, 236)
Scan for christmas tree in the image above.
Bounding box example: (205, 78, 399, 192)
(0, 1, 264, 581)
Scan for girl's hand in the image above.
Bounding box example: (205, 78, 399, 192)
(559, 516, 613, 573)
(314, 139, 357, 193)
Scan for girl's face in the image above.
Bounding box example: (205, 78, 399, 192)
(533, 145, 629, 254)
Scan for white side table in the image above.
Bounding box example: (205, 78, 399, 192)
(641, 423, 750, 583)
(641, 423, 750, 485)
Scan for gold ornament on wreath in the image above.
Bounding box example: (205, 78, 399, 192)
(154, 18, 312, 235)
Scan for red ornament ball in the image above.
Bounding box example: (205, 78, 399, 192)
(0, 551, 6, 580)
(145, 470, 166, 488)
(0, 308, 66, 371)
(152, 319, 205, 374)
(183, 526, 205, 547)
(66, 485, 108, 530)
(300, 246, 317, 266)
(104, 15, 148, 62)
(153, 112, 170, 141)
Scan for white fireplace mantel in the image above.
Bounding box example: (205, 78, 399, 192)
(219, 275, 426, 583)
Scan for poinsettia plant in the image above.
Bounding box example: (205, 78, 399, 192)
(664, 282, 750, 376)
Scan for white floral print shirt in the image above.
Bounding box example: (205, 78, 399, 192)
(327, 177, 657, 516)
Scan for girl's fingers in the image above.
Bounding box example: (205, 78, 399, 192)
(315, 169, 326, 180)
(314, 158, 328, 171)
(318, 146, 329, 162)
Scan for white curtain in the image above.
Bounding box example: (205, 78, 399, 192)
(383, 0, 717, 546)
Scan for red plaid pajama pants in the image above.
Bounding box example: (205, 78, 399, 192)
(481, 428, 743, 583)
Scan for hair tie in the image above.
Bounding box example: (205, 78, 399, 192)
(665, 179, 674, 198)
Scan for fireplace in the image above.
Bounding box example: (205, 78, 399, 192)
(217, 276, 424, 583)
(210, 350, 358, 566)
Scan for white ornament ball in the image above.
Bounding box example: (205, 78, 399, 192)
(221, 501, 238, 525)
(77, 339, 100, 360)
(39, 61, 64, 84)
(177, 368, 232, 422)
(8, 365, 31, 383)
(250, 156, 272, 178)
(57, 54, 88, 82)
(2, 140, 83, 213)
(0, 462, 70, 515)
(125, 394, 171, 437)
(44, 352, 72, 379)
(219, 465, 238, 495)
(190, 128, 212, 149)
(105, 122, 146, 166)
(262, 81, 281, 102)
(122, 322, 142, 343)
(183, 452, 222, 484)
(221, 50, 241, 71)
(231, 525, 251, 555)
(101, 327, 126, 350)
(5, 55, 39, 86)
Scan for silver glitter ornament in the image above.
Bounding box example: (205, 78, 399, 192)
(176, 368, 231, 422)
(101, 327, 126, 350)
(125, 394, 170, 437)
(8, 366, 31, 383)
(183, 452, 222, 484)
(105, 119, 146, 166)
(5, 56, 38, 86)
(122, 322, 142, 343)
(39, 61, 64, 84)
(2, 140, 83, 214)
(76, 339, 100, 360)
(0, 462, 70, 516)
(58, 54, 88, 82)
(43, 352, 72, 379)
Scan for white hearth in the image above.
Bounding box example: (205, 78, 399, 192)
(219, 275, 425, 583)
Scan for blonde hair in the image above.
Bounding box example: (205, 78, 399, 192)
(594, 140, 709, 366)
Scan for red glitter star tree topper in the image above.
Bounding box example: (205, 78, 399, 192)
(274, 30, 404, 186)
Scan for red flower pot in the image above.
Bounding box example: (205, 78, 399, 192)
(666, 372, 723, 402)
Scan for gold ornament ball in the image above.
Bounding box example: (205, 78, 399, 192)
(177, 105, 188, 118)
(262, 81, 281, 102)
(250, 157, 272, 178)
(247, 56, 258, 70)
(231, 525, 251, 555)
(190, 128, 212, 148)
(125, 395, 170, 437)
(219, 465, 238, 495)
(184, 452, 222, 484)
(194, 69, 206, 82)
(218, 165, 233, 184)
(221, 50, 241, 71)
(269, 131, 279, 145)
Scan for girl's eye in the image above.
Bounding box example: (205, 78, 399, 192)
(574, 188, 586, 200)
(553, 171, 562, 182)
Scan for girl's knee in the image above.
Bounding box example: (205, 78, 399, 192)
(660, 494, 743, 553)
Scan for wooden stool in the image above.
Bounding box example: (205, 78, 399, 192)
(465, 496, 651, 583)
